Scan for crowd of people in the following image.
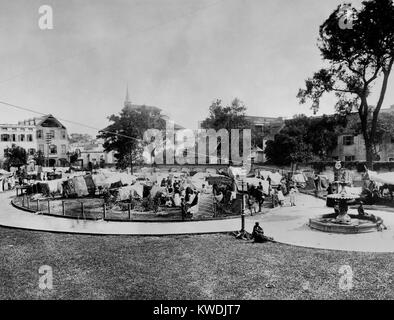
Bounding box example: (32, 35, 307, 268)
(157, 176, 200, 219)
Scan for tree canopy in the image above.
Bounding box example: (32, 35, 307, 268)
(200, 98, 251, 131)
(297, 0, 394, 167)
(98, 106, 166, 170)
(4, 144, 27, 169)
(264, 115, 346, 165)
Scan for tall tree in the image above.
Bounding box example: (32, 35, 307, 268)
(264, 114, 344, 166)
(4, 144, 27, 170)
(98, 106, 166, 170)
(297, 0, 394, 168)
(200, 98, 252, 164)
(264, 115, 314, 166)
(200, 98, 251, 130)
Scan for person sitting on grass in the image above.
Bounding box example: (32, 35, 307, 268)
(252, 222, 274, 243)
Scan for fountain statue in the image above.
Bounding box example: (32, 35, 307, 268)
(309, 165, 385, 234)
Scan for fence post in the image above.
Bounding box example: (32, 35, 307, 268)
(128, 203, 131, 220)
(36, 199, 40, 212)
(103, 203, 106, 220)
(81, 202, 85, 219)
(27, 197, 30, 209)
(22, 195, 25, 207)
(62, 201, 65, 216)
(47, 199, 50, 214)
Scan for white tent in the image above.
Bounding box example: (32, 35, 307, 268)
(228, 166, 248, 179)
(0, 169, 12, 176)
(367, 170, 394, 185)
(260, 170, 282, 185)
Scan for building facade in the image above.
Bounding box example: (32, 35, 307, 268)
(330, 105, 394, 162)
(69, 139, 116, 169)
(245, 115, 285, 163)
(18, 114, 69, 166)
(0, 124, 37, 163)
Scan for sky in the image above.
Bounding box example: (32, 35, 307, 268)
(0, 0, 393, 136)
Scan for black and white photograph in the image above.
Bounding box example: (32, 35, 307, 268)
(0, 0, 393, 306)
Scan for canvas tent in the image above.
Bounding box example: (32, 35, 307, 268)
(366, 170, 394, 185)
(228, 166, 248, 180)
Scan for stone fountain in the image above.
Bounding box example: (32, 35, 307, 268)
(309, 180, 385, 234)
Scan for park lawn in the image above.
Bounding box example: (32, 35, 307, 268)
(0, 226, 393, 300)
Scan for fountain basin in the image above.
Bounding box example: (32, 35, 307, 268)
(309, 213, 384, 234)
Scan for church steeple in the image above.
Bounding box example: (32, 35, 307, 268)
(124, 84, 132, 108)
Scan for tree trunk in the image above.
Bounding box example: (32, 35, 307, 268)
(365, 138, 374, 170)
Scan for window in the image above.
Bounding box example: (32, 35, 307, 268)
(61, 145, 66, 154)
(27, 134, 33, 142)
(343, 136, 354, 146)
(18, 134, 25, 142)
(389, 158, 394, 162)
(11, 134, 16, 142)
(0, 134, 10, 142)
(39, 144, 44, 153)
(332, 156, 339, 161)
(49, 145, 57, 154)
(61, 130, 66, 139)
(37, 130, 43, 139)
(1, 127, 7, 131)
(344, 155, 355, 161)
(50, 130, 55, 139)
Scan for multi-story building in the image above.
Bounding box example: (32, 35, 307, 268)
(18, 114, 69, 166)
(0, 124, 37, 163)
(245, 116, 285, 163)
(69, 139, 115, 169)
(330, 105, 394, 162)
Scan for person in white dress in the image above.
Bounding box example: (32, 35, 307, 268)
(277, 187, 285, 206)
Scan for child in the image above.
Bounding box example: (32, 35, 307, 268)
(289, 186, 297, 206)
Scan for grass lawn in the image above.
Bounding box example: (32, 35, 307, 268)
(0, 226, 393, 299)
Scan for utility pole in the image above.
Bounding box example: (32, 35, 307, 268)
(241, 180, 245, 232)
(45, 133, 52, 167)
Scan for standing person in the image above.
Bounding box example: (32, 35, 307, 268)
(271, 187, 278, 208)
(314, 174, 320, 191)
(255, 187, 264, 212)
(277, 186, 285, 207)
(289, 186, 297, 206)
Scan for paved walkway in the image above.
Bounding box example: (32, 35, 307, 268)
(1, 191, 394, 252)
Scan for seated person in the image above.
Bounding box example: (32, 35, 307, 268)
(358, 201, 367, 216)
(187, 191, 199, 215)
(252, 222, 273, 243)
(214, 190, 224, 203)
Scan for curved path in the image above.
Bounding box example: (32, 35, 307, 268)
(1, 191, 394, 252)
